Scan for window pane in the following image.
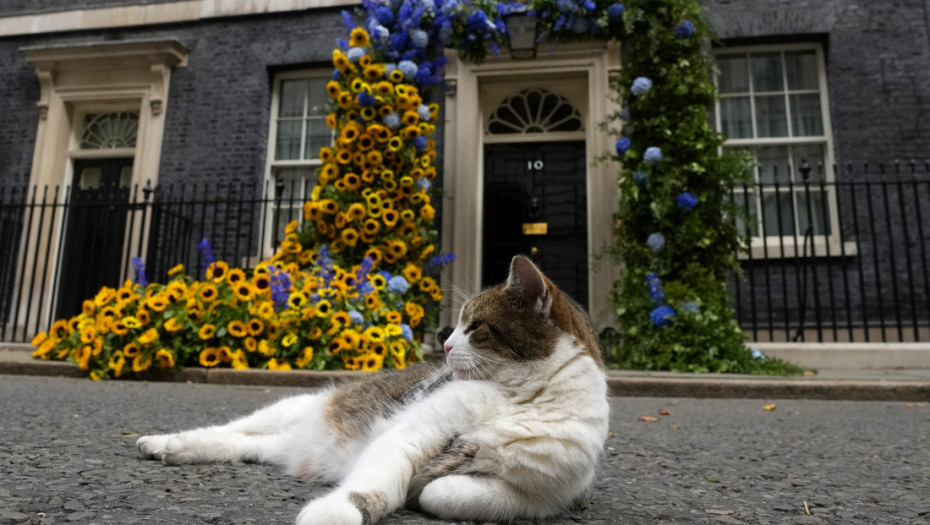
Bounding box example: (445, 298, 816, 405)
(272, 167, 315, 244)
(755, 146, 789, 184)
(275, 120, 302, 160)
(785, 51, 819, 91)
(308, 78, 329, 117)
(761, 191, 796, 236)
(717, 55, 749, 94)
(752, 53, 783, 92)
(754, 95, 788, 137)
(304, 119, 332, 160)
(279, 80, 306, 118)
(792, 144, 826, 182)
(790, 94, 824, 137)
(720, 97, 752, 138)
(797, 190, 831, 236)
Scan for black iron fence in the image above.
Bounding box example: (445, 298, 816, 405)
(728, 160, 930, 343)
(0, 179, 309, 343)
(2, 162, 929, 344)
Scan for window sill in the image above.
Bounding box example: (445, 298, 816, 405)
(738, 240, 858, 260)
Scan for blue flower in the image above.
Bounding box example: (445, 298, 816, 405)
(270, 270, 292, 311)
(400, 323, 414, 342)
(674, 20, 694, 38)
(349, 309, 364, 326)
(650, 305, 676, 327)
(318, 245, 335, 287)
(412, 135, 427, 152)
(466, 9, 491, 31)
(410, 29, 429, 49)
(199, 238, 215, 270)
(417, 104, 431, 121)
(388, 276, 410, 294)
(646, 272, 664, 303)
(644, 146, 663, 163)
(131, 257, 148, 288)
(358, 92, 377, 107)
(383, 112, 401, 129)
(424, 252, 455, 274)
(615, 137, 631, 155)
(331, 69, 343, 81)
(374, 6, 394, 25)
(631, 76, 652, 96)
(646, 232, 665, 252)
(359, 282, 375, 296)
(385, 63, 397, 75)
(633, 170, 647, 187)
(371, 24, 390, 43)
(583, 0, 596, 10)
(416, 177, 431, 190)
(340, 10, 355, 31)
(355, 256, 374, 287)
(676, 192, 698, 211)
(347, 47, 366, 62)
(555, 0, 574, 13)
(620, 106, 631, 121)
(398, 60, 418, 80)
(751, 348, 766, 360)
(607, 2, 625, 20)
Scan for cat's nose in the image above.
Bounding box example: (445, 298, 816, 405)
(443, 344, 452, 355)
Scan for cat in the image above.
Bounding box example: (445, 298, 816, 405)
(136, 255, 610, 524)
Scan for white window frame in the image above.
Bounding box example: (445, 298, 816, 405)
(714, 43, 854, 258)
(260, 69, 335, 262)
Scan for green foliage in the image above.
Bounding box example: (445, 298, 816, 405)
(600, 0, 804, 375)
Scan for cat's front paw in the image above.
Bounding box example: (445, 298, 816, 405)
(136, 434, 173, 461)
(296, 494, 363, 525)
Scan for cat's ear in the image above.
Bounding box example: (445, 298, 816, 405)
(506, 255, 552, 316)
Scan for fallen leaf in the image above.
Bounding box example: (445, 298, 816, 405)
(608, 431, 614, 437)
(762, 404, 777, 411)
(906, 404, 913, 408)
(895, 366, 904, 370)
(918, 403, 926, 408)
(671, 425, 680, 430)
(705, 509, 733, 515)
(804, 501, 811, 515)
(638, 416, 659, 422)
(122, 432, 139, 438)
(803, 370, 817, 376)
(725, 487, 735, 491)
(704, 475, 720, 483)
(658, 409, 672, 416)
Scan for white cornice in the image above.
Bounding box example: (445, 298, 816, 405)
(0, 0, 358, 38)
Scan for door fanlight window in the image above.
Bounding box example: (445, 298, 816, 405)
(80, 111, 139, 150)
(487, 89, 583, 135)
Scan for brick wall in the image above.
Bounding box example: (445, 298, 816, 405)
(0, 0, 180, 17)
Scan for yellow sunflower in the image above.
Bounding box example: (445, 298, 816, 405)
(198, 324, 216, 340)
(156, 349, 175, 369)
(206, 260, 229, 282)
(228, 320, 248, 338)
(199, 347, 221, 367)
(349, 27, 370, 47)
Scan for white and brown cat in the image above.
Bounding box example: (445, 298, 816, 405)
(137, 255, 609, 524)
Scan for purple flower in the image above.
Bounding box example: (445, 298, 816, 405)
(650, 305, 676, 327)
(131, 257, 147, 288)
(674, 20, 694, 38)
(646, 232, 665, 252)
(199, 238, 215, 270)
(270, 270, 292, 311)
(676, 192, 698, 211)
(646, 272, 664, 303)
(631, 76, 652, 96)
(388, 276, 410, 294)
(644, 146, 663, 163)
(615, 137, 631, 155)
(607, 2, 625, 20)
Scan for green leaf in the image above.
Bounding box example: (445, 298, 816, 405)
(704, 475, 720, 483)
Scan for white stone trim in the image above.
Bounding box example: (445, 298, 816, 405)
(753, 343, 930, 370)
(440, 41, 621, 330)
(0, 0, 358, 37)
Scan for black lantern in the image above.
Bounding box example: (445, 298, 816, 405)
(505, 9, 539, 59)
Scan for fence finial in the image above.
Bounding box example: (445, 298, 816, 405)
(142, 179, 153, 201)
(799, 158, 811, 180)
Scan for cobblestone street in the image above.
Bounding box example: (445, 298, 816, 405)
(1, 375, 928, 524)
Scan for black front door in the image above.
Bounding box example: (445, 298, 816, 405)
(482, 141, 588, 306)
(57, 158, 133, 318)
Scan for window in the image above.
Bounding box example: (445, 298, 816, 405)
(714, 44, 838, 248)
(265, 71, 335, 247)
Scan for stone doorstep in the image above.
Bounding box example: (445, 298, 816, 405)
(2, 348, 929, 401)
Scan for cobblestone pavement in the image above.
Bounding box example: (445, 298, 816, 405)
(1, 375, 928, 525)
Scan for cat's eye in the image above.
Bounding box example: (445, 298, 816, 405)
(465, 320, 482, 334)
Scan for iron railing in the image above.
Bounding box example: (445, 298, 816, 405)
(728, 160, 930, 343)
(0, 179, 308, 343)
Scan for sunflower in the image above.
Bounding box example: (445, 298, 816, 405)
(295, 346, 314, 369)
(357, 134, 374, 151)
(246, 318, 264, 336)
(327, 338, 345, 354)
(344, 173, 361, 190)
(341, 228, 360, 247)
(363, 64, 384, 81)
(361, 352, 384, 372)
(360, 107, 377, 121)
(231, 350, 249, 370)
(199, 347, 221, 367)
(326, 80, 341, 98)
(233, 283, 254, 302)
(387, 136, 403, 152)
(387, 240, 408, 259)
(123, 342, 141, 358)
(370, 274, 387, 290)
(167, 263, 185, 277)
(365, 293, 383, 312)
(162, 317, 182, 333)
(349, 27, 370, 47)
(364, 326, 386, 343)
(266, 358, 292, 371)
(252, 274, 271, 294)
(206, 261, 229, 281)
(420, 203, 436, 222)
(108, 351, 125, 377)
(288, 292, 308, 309)
(347, 203, 366, 222)
(258, 340, 276, 357)
(111, 320, 129, 336)
(132, 354, 152, 373)
(199, 283, 218, 302)
(402, 125, 421, 140)
(282, 333, 298, 347)
(199, 324, 216, 340)
(227, 320, 248, 338)
(138, 328, 158, 346)
(147, 297, 167, 312)
(386, 310, 403, 324)
(388, 69, 404, 83)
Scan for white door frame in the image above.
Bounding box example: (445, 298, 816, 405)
(440, 41, 621, 330)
